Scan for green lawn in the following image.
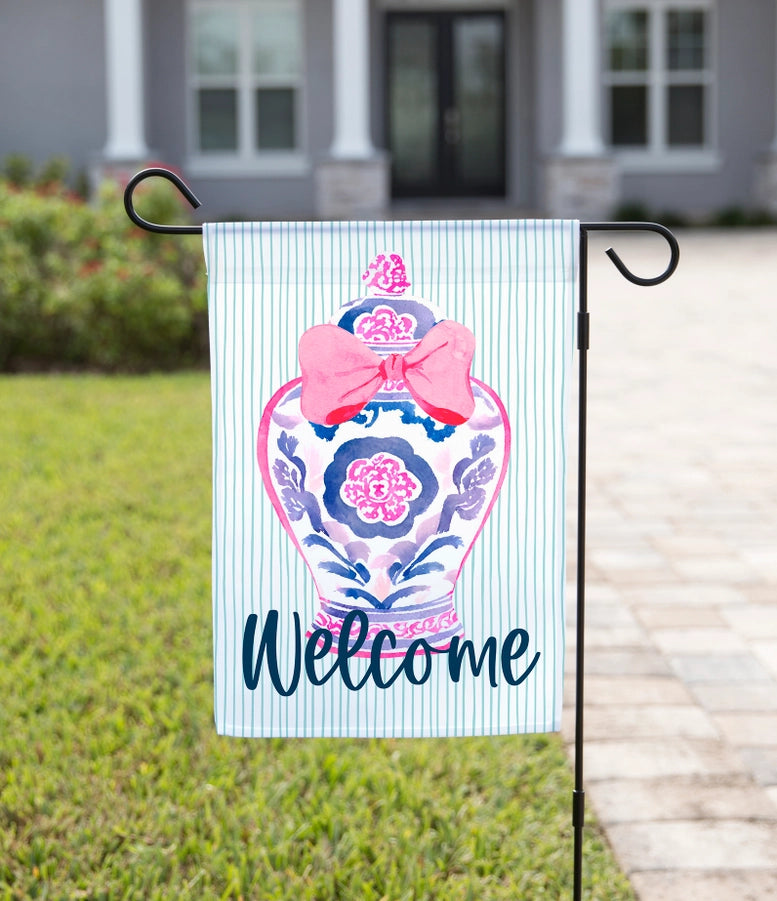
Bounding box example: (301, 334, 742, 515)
(0, 375, 634, 900)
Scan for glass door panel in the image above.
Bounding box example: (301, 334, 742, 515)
(388, 20, 438, 188)
(453, 16, 504, 190)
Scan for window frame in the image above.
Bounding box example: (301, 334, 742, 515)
(186, 0, 309, 177)
(602, 0, 720, 172)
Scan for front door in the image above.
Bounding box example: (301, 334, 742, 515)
(387, 11, 506, 198)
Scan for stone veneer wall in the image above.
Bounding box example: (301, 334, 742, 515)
(315, 156, 390, 219)
(543, 156, 620, 220)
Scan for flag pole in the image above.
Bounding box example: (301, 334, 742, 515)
(572, 223, 678, 899)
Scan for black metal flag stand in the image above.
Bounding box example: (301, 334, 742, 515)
(125, 168, 679, 900)
(573, 223, 678, 899)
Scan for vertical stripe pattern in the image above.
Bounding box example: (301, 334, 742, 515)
(205, 220, 578, 738)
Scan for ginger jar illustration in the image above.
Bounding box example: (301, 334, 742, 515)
(257, 252, 510, 657)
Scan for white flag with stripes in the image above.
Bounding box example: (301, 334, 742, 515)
(205, 219, 578, 738)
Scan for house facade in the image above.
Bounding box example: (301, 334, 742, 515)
(2, 0, 777, 221)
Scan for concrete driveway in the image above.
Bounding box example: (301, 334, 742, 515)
(563, 228, 777, 899)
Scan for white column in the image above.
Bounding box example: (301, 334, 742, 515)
(558, 0, 605, 156)
(103, 0, 149, 159)
(330, 0, 374, 159)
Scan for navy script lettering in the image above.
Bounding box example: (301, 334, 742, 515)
(242, 609, 540, 695)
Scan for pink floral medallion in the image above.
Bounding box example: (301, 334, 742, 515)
(340, 452, 421, 525)
(354, 305, 417, 344)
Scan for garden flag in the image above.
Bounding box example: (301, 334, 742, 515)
(204, 220, 578, 738)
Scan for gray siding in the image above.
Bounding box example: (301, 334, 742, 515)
(145, 0, 188, 169)
(0, 0, 106, 179)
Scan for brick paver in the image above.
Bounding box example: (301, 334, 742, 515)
(563, 229, 777, 897)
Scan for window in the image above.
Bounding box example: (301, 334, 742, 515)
(189, 0, 305, 171)
(604, 2, 715, 163)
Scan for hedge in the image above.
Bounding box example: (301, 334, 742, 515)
(0, 171, 208, 372)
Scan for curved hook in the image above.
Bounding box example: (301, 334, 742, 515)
(124, 167, 203, 234)
(581, 221, 679, 286)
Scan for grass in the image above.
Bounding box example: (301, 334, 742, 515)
(0, 375, 635, 900)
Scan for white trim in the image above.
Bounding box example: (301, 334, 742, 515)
(614, 149, 722, 172)
(186, 154, 311, 177)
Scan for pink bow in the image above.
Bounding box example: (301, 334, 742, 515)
(299, 320, 476, 426)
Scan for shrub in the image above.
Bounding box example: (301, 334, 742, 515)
(708, 205, 777, 228)
(612, 201, 653, 222)
(3, 153, 35, 186)
(709, 205, 751, 228)
(0, 169, 207, 371)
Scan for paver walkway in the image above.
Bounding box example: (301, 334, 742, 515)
(562, 229, 777, 899)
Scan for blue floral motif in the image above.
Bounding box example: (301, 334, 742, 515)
(437, 434, 498, 533)
(274, 431, 327, 534)
(323, 436, 438, 539)
(388, 534, 465, 584)
(302, 534, 371, 584)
